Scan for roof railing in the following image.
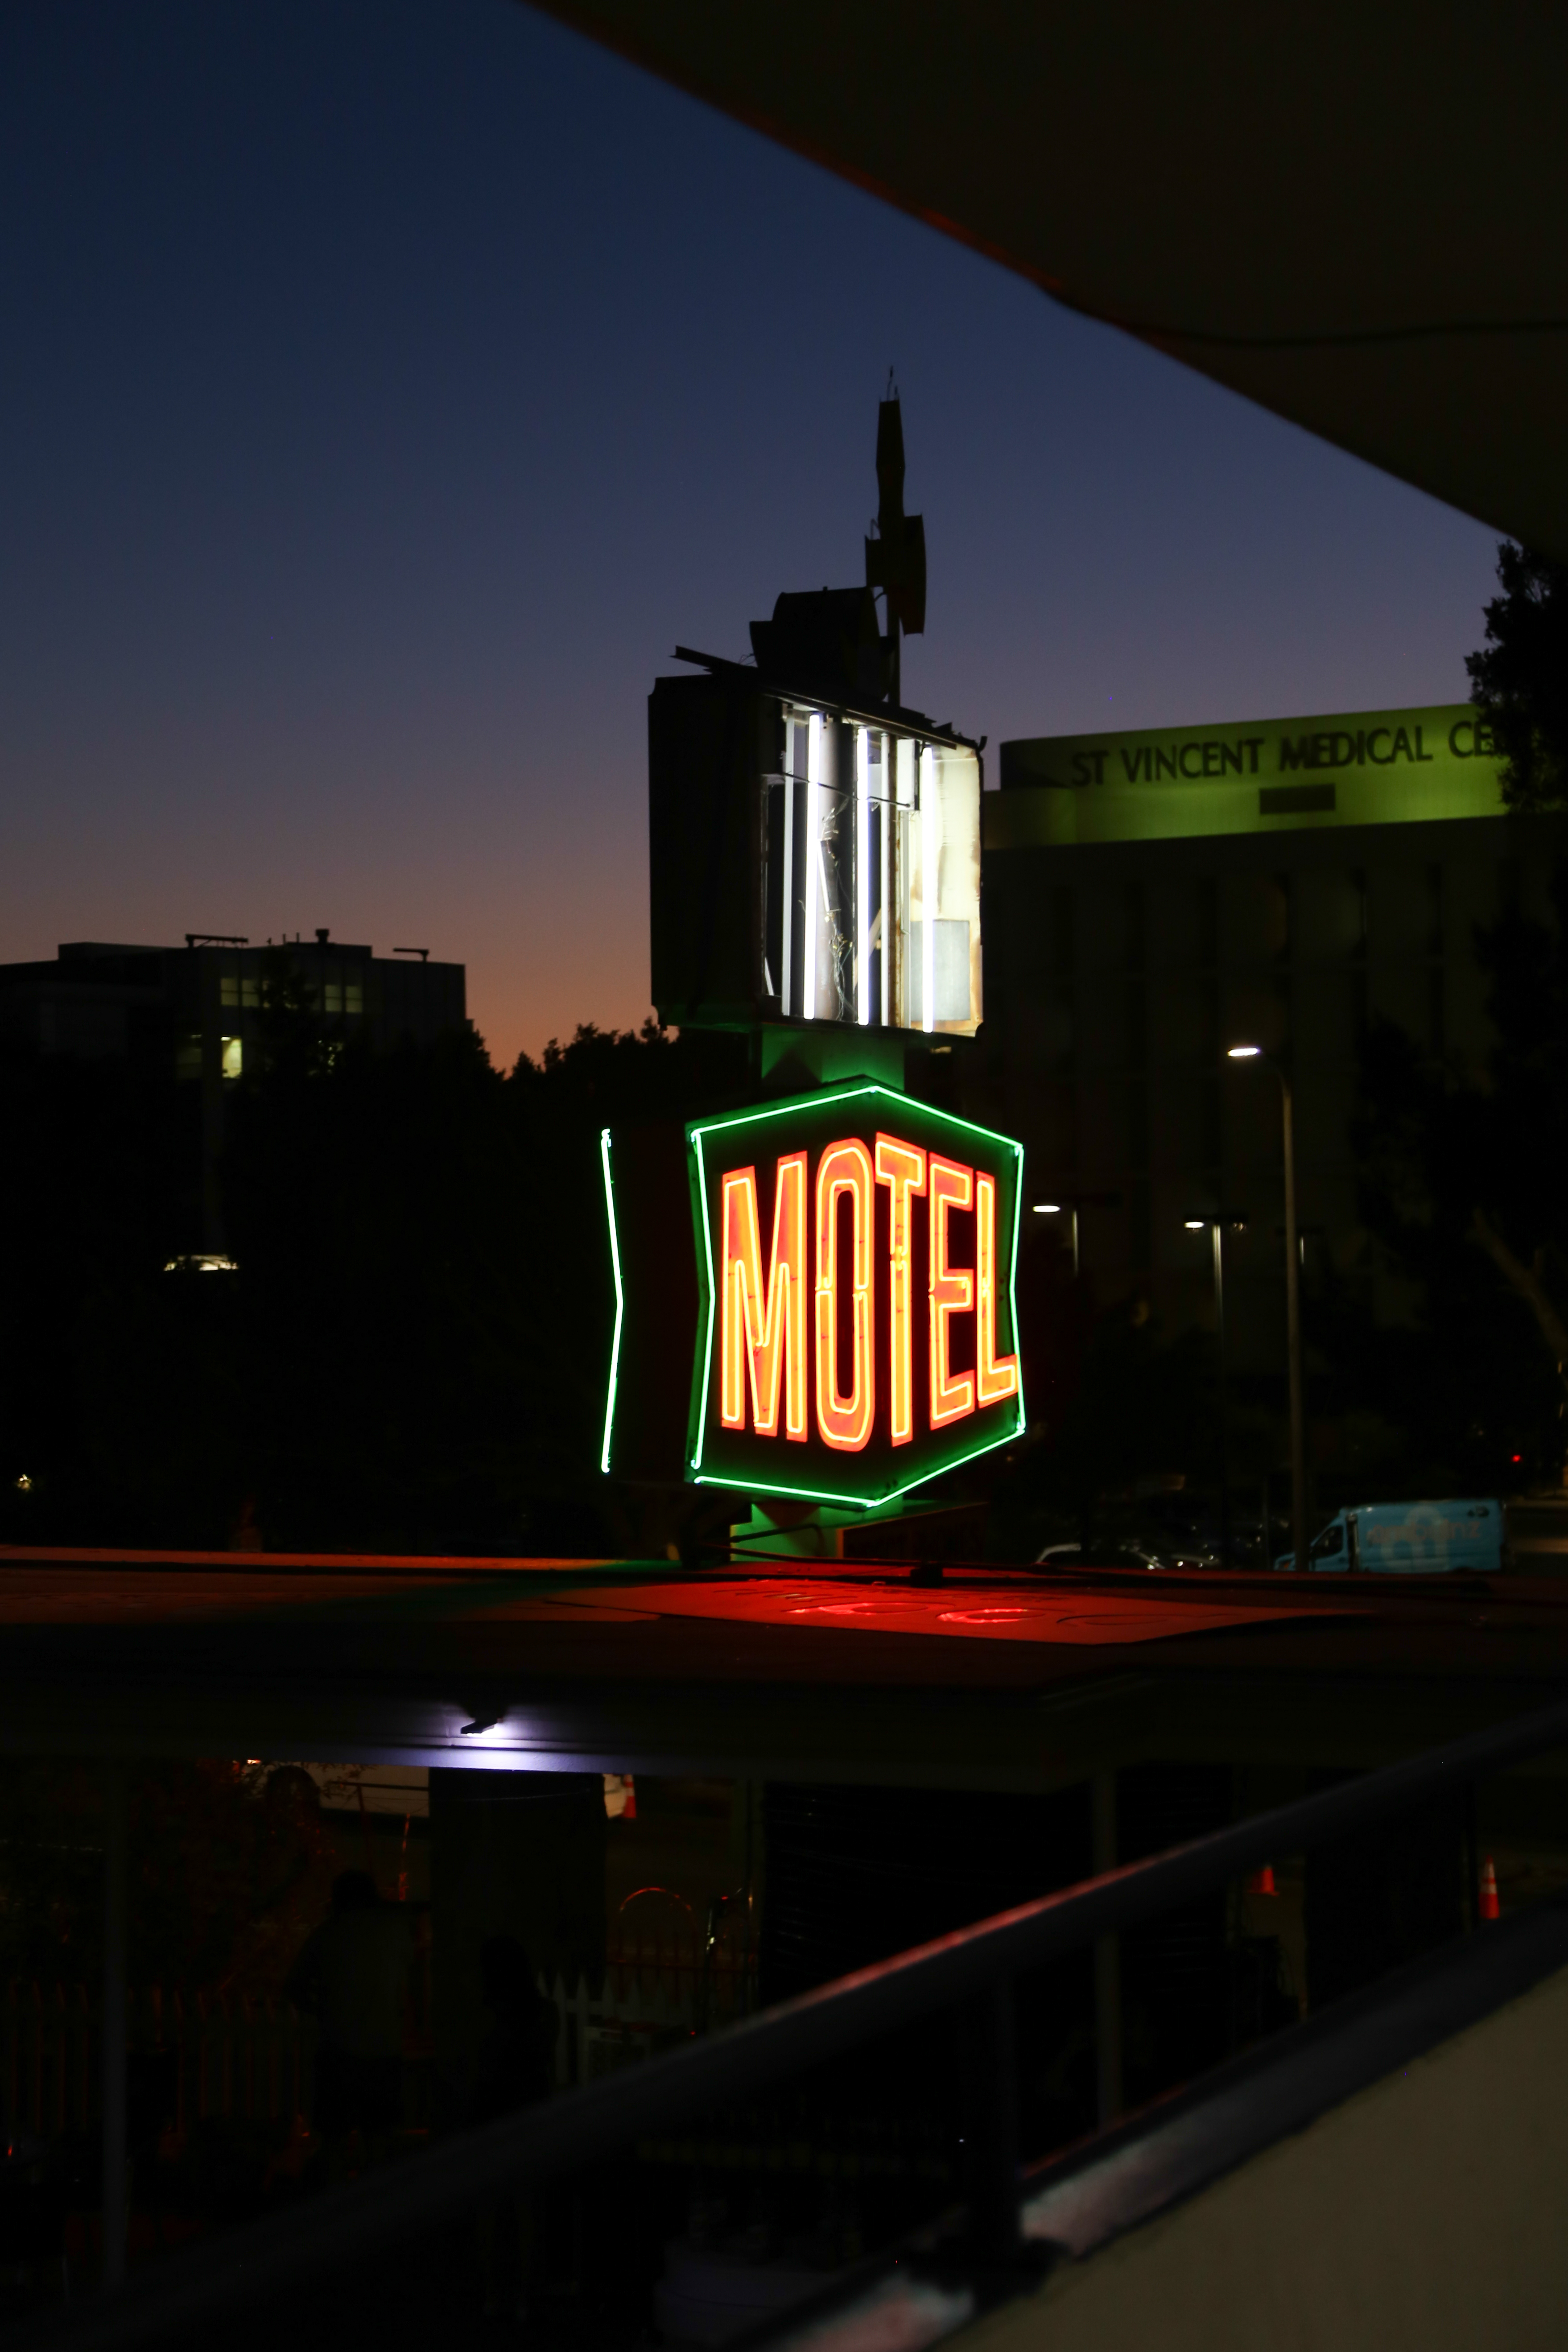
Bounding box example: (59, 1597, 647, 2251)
(32, 1691, 1568, 2352)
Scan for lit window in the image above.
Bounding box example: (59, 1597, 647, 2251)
(220, 974, 239, 1008)
(345, 970, 363, 1015)
(221, 1036, 243, 1081)
(323, 982, 343, 1015)
(241, 974, 260, 1009)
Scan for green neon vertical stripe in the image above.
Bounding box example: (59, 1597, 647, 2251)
(1007, 1135, 1027, 1437)
(599, 1128, 624, 1477)
(690, 1128, 718, 1472)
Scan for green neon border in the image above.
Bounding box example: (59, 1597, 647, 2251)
(685, 1081, 1027, 1509)
(598, 1128, 624, 1476)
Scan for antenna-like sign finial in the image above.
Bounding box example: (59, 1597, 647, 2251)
(865, 383, 925, 707)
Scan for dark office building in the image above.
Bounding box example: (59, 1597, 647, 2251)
(982, 701, 1560, 1374)
(0, 932, 466, 1251)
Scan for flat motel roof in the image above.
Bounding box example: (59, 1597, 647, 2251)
(3, 1548, 1568, 1788)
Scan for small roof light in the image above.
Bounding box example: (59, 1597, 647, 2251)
(1033, 1202, 1062, 1214)
(1227, 1044, 1262, 1059)
(1184, 1220, 1206, 1230)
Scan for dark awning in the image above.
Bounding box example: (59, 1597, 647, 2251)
(531, 0, 1568, 557)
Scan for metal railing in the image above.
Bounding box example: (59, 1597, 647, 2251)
(27, 1691, 1568, 2350)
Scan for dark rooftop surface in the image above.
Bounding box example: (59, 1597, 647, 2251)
(2, 1548, 1564, 1787)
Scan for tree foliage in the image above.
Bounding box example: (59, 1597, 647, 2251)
(1466, 541, 1568, 813)
(0, 1012, 745, 1555)
(1345, 863, 1568, 1484)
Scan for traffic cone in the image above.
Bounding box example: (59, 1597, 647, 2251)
(1478, 1855, 1500, 1922)
(623, 1774, 637, 1821)
(1245, 1863, 1277, 1897)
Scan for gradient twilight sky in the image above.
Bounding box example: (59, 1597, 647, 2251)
(2, 0, 1502, 1069)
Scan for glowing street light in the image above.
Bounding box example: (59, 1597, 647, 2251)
(1226, 1043, 1307, 1576)
(1031, 1191, 1121, 1280)
(1032, 1201, 1076, 1275)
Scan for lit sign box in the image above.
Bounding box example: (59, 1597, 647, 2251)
(648, 666, 982, 1040)
(602, 1082, 1025, 1510)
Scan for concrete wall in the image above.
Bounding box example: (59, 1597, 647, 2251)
(961, 1958, 1568, 2352)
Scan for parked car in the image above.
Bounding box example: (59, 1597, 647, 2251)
(1034, 1539, 1172, 1573)
(1273, 1498, 1506, 1575)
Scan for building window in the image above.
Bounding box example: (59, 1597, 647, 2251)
(220, 972, 240, 1008)
(175, 1034, 203, 1081)
(221, 1036, 243, 1081)
(241, 972, 260, 1009)
(323, 982, 343, 1015)
(345, 969, 363, 1016)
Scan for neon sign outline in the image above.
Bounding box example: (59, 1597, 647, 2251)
(814, 1137, 875, 1451)
(975, 1170, 1020, 1408)
(720, 1153, 808, 1439)
(682, 1081, 1026, 1507)
(599, 1128, 625, 1477)
(928, 1154, 976, 1428)
(874, 1133, 926, 1447)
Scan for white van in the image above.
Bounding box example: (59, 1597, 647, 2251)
(1275, 1498, 1506, 1575)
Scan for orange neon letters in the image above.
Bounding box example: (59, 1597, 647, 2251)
(975, 1171, 1020, 1406)
(720, 1154, 808, 1438)
(928, 1155, 976, 1428)
(814, 1138, 875, 1450)
(875, 1134, 927, 1445)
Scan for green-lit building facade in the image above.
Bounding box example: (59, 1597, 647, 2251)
(982, 702, 1557, 1378)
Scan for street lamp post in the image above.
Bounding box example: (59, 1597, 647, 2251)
(1227, 1046, 1308, 1576)
(1032, 1191, 1123, 1279)
(1184, 1213, 1246, 1568)
(1033, 1200, 1079, 1276)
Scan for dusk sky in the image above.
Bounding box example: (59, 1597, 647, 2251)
(3, 0, 1502, 1070)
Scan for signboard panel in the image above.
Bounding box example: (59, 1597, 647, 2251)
(991, 703, 1506, 850)
(682, 1082, 1024, 1509)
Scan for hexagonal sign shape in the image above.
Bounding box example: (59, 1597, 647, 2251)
(601, 1081, 1026, 1510)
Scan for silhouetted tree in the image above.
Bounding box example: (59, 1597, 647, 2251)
(1342, 864, 1568, 1485)
(1467, 541, 1568, 812)
(988, 1304, 1223, 1552)
(0, 1044, 245, 1546)
(0, 999, 753, 1552)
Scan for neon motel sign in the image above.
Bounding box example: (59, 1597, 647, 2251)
(600, 1082, 1026, 1508)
